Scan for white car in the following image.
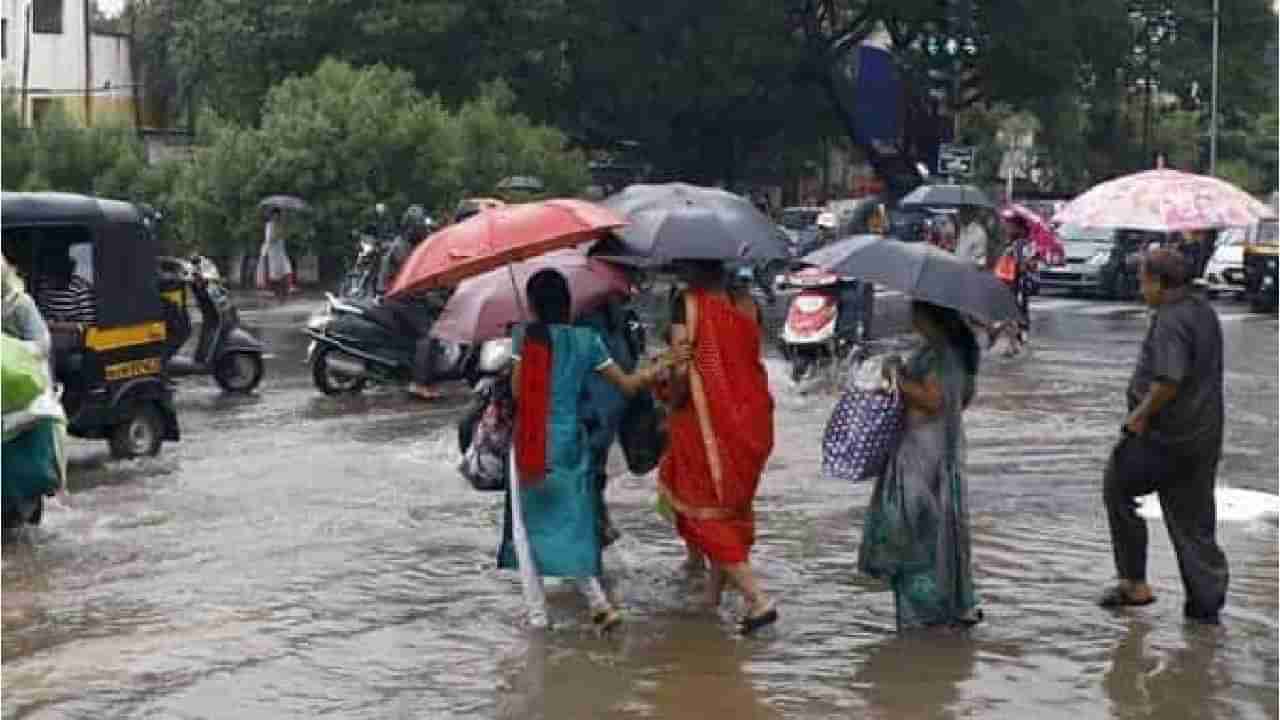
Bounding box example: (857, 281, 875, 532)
(1203, 227, 1249, 296)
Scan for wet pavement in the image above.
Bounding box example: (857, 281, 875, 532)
(3, 291, 1277, 719)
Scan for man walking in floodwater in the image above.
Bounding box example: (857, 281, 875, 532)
(1100, 248, 1229, 624)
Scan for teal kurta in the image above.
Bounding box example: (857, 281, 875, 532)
(498, 325, 613, 578)
(858, 341, 979, 629)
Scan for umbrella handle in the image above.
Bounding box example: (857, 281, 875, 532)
(507, 264, 530, 329)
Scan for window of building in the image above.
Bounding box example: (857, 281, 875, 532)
(34, 0, 63, 34)
(2, 19, 8, 59)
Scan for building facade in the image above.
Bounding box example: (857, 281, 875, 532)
(1, 0, 136, 126)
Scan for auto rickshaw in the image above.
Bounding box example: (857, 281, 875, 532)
(1243, 219, 1279, 312)
(1, 192, 180, 458)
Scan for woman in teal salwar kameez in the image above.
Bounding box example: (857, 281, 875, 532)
(498, 269, 670, 631)
(859, 301, 983, 630)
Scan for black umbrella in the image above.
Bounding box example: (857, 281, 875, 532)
(595, 183, 789, 265)
(802, 235, 1019, 322)
(899, 184, 994, 209)
(258, 195, 310, 212)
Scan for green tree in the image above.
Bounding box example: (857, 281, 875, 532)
(165, 60, 588, 268)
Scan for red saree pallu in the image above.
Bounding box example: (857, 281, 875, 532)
(659, 290, 774, 565)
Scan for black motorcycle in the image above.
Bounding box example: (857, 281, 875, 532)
(304, 291, 475, 395)
(159, 256, 267, 393)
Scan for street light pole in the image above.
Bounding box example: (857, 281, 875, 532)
(1209, 0, 1220, 175)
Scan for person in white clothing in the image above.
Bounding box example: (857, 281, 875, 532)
(256, 208, 294, 302)
(955, 210, 989, 268)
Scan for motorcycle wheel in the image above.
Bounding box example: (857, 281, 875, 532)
(214, 351, 265, 393)
(311, 346, 368, 395)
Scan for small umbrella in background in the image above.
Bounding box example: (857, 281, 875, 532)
(258, 195, 310, 213)
(595, 182, 790, 265)
(803, 235, 1019, 323)
(431, 249, 632, 345)
(496, 176, 546, 193)
(899, 184, 995, 210)
(387, 198, 626, 296)
(1000, 204, 1065, 265)
(1052, 169, 1276, 232)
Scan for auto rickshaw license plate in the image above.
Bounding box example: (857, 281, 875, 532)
(104, 357, 162, 381)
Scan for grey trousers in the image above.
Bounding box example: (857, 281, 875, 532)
(1103, 433, 1230, 618)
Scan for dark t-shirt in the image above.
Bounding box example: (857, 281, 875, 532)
(1127, 293, 1224, 448)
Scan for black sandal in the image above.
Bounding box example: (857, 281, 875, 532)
(1099, 585, 1156, 608)
(739, 605, 779, 636)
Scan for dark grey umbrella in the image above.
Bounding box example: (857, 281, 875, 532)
(258, 195, 310, 212)
(596, 183, 789, 264)
(900, 184, 994, 209)
(802, 234, 1019, 322)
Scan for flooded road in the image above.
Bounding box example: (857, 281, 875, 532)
(3, 292, 1277, 719)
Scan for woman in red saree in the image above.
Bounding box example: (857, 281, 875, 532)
(659, 260, 777, 634)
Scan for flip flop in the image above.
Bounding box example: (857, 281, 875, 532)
(739, 605, 779, 636)
(1099, 586, 1156, 608)
(592, 608, 622, 633)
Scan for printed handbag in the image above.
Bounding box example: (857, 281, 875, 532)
(822, 355, 906, 482)
(457, 378, 513, 492)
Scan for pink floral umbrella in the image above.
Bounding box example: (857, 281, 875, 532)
(430, 249, 633, 345)
(1052, 169, 1276, 233)
(1000, 203, 1065, 265)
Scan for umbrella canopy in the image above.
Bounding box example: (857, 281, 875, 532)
(387, 198, 625, 297)
(899, 184, 995, 209)
(497, 176, 545, 193)
(431, 249, 632, 344)
(1052, 169, 1276, 233)
(596, 183, 789, 264)
(258, 195, 309, 212)
(803, 235, 1020, 322)
(1000, 203, 1065, 264)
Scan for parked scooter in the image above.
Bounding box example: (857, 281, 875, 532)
(304, 291, 474, 395)
(779, 267, 873, 382)
(158, 256, 267, 393)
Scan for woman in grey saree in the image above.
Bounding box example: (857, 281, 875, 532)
(859, 301, 983, 630)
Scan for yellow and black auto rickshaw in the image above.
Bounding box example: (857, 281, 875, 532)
(1, 192, 180, 458)
(1243, 219, 1279, 313)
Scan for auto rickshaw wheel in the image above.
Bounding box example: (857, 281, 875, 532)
(109, 404, 164, 459)
(214, 351, 265, 393)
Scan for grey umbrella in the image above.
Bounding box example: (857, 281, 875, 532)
(802, 235, 1019, 322)
(258, 195, 310, 212)
(595, 183, 789, 264)
(899, 184, 994, 209)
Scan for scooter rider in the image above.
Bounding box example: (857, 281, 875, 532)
(377, 205, 433, 295)
(368, 207, 445, 401)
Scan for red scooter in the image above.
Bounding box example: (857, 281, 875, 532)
(778, 267, 872, 382)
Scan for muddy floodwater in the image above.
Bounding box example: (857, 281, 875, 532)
(3, 292, 1277, 719)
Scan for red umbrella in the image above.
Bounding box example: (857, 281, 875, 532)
(387, 199, 626, 297)
(1001, 203, 1065, 265)
(431, 249, 632, 344)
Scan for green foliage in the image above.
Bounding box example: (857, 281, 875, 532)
(1, 98, 151, 198)
(164, 60, 588, 261)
